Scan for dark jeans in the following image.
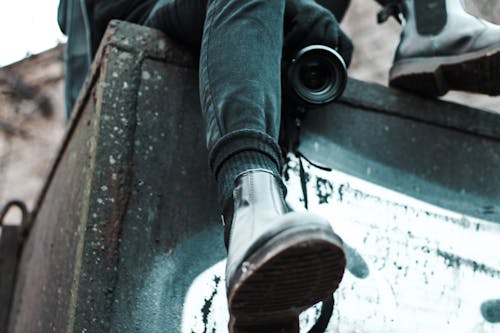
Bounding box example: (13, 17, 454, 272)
(59, 0, 350, 205)
(141, 0, 353, 206)
(143, 0, 352, 180)
(145, 0, 285, 182)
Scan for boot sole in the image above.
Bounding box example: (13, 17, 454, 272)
(389, 44, 500, 96)
(227, 226, 345, 332)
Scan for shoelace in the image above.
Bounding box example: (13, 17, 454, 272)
(308, 295, 335, 333)
(295, 151, 335, 333)
(296, 150, 332, 210)
(377, 0, 405, 24)
(282, 116, 335, 333)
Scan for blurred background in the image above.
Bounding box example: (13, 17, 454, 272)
(0, 0, 499, 223)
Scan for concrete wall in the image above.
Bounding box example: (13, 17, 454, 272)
(8, 21, 220, 333)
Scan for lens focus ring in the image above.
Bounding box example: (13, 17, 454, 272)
(287, 45, 347, 106)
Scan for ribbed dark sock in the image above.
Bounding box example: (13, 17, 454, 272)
(209, 129, 285, 209)
(217, 150, 281, 209)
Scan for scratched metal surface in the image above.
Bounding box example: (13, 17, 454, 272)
(176, 155, 500, 333)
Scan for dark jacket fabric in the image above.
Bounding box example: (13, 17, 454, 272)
(86, 0, 156, 54)
(57, 0, 155, 116)
(57, 0, 351, 117)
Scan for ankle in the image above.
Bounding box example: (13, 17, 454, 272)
(221, 169, 287, 249)
(216, 151, 281, 209)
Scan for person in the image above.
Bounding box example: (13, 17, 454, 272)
(57, 0, 500, 331)
(58, 0, 352, 331)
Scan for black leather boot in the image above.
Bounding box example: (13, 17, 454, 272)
(382, 0, 500, 96)
(224, 170, 345, 332)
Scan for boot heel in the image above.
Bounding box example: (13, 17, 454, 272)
(228, 225, 345, 329)
(389, 64, 450, 97)
(390, 48, 500, 96)
(224, 172, 345, 331)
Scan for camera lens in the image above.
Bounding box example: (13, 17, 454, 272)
(300, 61, 330, 91)
(287, 45, 347, 106)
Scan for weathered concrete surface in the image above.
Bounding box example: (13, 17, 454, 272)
(8, 20, 219, 333)
(6, 20, 500, 333)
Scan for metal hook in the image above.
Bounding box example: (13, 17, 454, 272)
(0, 200, 30, 240)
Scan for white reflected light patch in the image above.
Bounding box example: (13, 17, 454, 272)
(181, 155, 500, 332)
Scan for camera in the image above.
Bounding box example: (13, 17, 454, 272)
(285, 45, 347, 107)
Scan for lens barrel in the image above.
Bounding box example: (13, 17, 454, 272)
(287, 45, 347, 106)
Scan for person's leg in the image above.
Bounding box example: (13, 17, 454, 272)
(376, 0, 500, 96)
(145, 1, 347, 331)
(147, 0, 346, 330)
(147, 0, 344, 220)
(199, 0, 285, 210)
(147, 0, 283, 202)
(201, 2, 346, 331)
(147, 0, 283, 214)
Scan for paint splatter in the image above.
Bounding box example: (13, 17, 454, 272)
(316, 177, 334, 204)
(437, 250, 500, 277)
(201, 275, 221, 333)
(481, 299, 500, 323)
(344, 244, 369, 279)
